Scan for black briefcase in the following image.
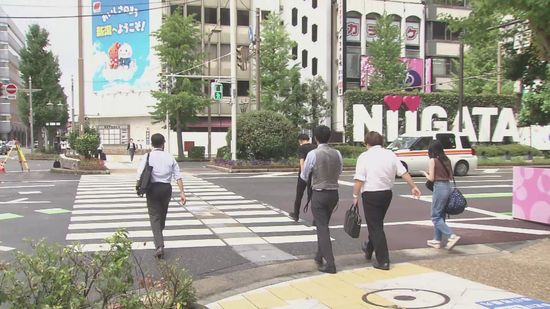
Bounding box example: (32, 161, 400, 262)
(344, 204, 362, 238)
(136, 153, 153, 197)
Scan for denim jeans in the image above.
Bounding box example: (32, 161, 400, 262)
(431, 181, 453, 241)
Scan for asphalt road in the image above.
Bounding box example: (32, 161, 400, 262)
(1, 160, 549, 280)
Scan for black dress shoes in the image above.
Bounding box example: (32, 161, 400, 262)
(289, 212, 299, 222)
(318, 264, 336, 274)
(361, 241, 373, 260)
(372, 260, 390, 271)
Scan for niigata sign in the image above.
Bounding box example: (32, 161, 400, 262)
(353, 104, 520, 143)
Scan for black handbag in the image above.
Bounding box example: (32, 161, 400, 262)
(425, 180, 434, 191)
(344, 204, 362, 238)
(136, 153, 153, 197)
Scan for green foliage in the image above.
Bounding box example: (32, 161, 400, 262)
(345, 90, 517, 142)
(188, 146, 205, 159)
(67, 130, 79, 150)
(518, 89, 550, 126)
(259, 13, 310, 127)
(0, 230, 197, 308)
(151, 9, 208, 159)
(232, 110, 297, 160)
(74, 132, 100, 159)
(17, 25, 68, 148)
(367, 14, 407, 90)
(216, 145, 230, 160)
(332, 144, 365, 158)
(474, 144, 542, 157)
(304, 76, 331, 130)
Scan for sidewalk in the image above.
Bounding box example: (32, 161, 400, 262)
(200, 239, 550, 309)
(103, 154, 142, 172)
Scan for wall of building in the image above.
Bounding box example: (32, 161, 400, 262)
(0, 7, 25, 143)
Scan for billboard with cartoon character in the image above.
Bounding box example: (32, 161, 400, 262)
(91, 0, 149, 91)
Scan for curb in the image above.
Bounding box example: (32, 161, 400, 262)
(50, 168, 110, 175)
(195, 239, 542, 304)
(206, 165, 356, 173)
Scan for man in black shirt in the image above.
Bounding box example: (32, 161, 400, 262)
(289, 133, 316, 222)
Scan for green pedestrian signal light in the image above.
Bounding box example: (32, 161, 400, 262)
(211, 82, 223, 101)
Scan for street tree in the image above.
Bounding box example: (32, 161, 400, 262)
(17, 25, 67, 148)
(304, 76, 330, 131)
(150, 10, 209, 158)
(367, 13, 407, 90)
(259, 13, 308, 127)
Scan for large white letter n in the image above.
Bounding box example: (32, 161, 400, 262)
(353, 104, 383, 142)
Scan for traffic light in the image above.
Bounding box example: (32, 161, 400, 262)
(236, 46, 247, 71)
(211, 82, 223, 101)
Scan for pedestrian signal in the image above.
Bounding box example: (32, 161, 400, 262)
(211, 82, 223, 101)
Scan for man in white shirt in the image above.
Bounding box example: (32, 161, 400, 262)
(351, 131, 421, 270)
(137, 133, 186, 259)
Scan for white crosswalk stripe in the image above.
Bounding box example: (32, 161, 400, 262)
(66, 174, 318, 252)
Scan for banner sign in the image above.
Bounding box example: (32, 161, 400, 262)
(405, 21, 420, 46)
(346, 17, 361, 42)
(91, 0, 150, 92)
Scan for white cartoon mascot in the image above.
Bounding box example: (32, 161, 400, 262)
(118, 43, 133, 69)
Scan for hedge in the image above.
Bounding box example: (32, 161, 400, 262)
(333, 144, 365, 158)
(345, 90, 518, 143)
(474, 144, 542, 157)
(188, 146, 205, 159)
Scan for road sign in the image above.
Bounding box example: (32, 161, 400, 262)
(5, 83, 17, 95)
(211, 82, 223, 101)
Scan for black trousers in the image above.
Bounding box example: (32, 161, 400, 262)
(146, 182, 172, 249)
(293, 176, 309, 215)
(362, 190, 393, 264)
(129, 149, 136, 162)
(311, 190, 339, 267)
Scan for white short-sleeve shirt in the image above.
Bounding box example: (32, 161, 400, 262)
(354, 145, 407, 192)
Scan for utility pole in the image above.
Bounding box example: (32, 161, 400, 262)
(206, 28, 220, 160)
(71, 75, 75, 132)
(165, 76, 171, 154)
(78, 0, 85, 132)
(458, 34, 465, 133)
(29, 76, 34, 155)
(230, 0, 237, 160)
(20, 77, 41, 154)
(497, 42, 502, 95)
(255, 8, 261, 110)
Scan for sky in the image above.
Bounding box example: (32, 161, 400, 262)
(1, 0, 79, 112)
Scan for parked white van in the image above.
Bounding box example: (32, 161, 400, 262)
(387, 131, 478, 176)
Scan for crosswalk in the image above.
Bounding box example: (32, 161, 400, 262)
(66, 174, 318, 252)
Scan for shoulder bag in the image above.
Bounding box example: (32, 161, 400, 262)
(440, 160, 467, 216)
(136, 153, 153, 197)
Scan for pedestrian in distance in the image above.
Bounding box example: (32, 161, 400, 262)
(289, 133, 316, 222)
(136, 133, 187, 259)
(301, 125, 342, 274)
(421, 140, 461, 250)
(352, 131, 421, 271)
(127, 138, 137, 162)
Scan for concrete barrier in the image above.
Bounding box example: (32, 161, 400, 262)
(59, 154, 80, 170)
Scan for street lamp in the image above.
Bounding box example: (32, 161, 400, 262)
(206, 27, 221, 160)
(239, 98, 249, 113)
